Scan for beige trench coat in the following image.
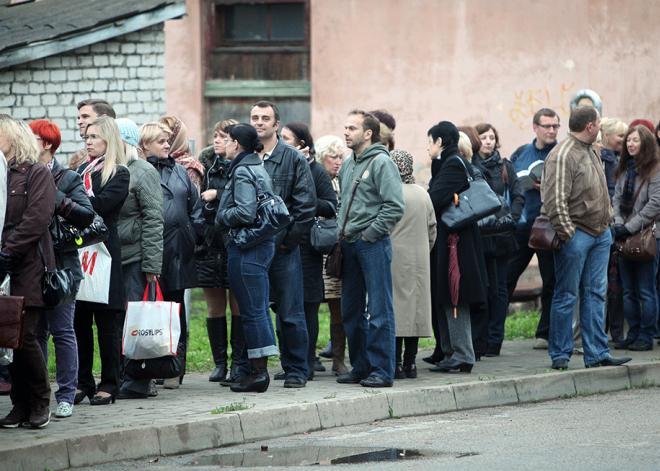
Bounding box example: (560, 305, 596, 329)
(390, 184, 437, 337)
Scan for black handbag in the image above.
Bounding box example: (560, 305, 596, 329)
(440, 156, 503, 232)
(478, 195, 516, 237)
(53, 214, 109, 253)
(229, 167, 293, 249)
(310, 218, 338, 254)
(38, 240, 77, 308)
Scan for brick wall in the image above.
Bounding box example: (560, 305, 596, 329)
(0, 24, 167, 166)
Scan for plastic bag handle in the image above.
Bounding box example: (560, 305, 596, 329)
(143, 281, 164, 302)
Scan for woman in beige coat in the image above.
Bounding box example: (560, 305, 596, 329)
(389, 149, 437, 379)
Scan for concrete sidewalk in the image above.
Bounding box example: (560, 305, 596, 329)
(2, 338, 659, 471)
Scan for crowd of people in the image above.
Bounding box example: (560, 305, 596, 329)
(0, 97, 659, 429)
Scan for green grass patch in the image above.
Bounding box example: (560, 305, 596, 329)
(504, 310, 541, 340)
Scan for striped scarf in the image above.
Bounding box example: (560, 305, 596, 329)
(619, 159, 636, 218)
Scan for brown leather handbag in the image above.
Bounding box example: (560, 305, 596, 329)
(0, 295, 26, 349)
(615, 223, 657, 262)
(528, 216, 562, 251)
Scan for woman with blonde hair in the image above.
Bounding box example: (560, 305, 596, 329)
(600, 118, 628, 201)
(73, 117, 130, 406)
(0, 116, 57, 427)
(314, 135, 349, 376)
(140, 121, 204, 389)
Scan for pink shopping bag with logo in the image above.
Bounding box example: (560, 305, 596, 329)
(122, 281, 180, 360)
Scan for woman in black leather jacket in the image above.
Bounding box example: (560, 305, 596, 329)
(30, 120, 95, 419)
(216, 123, 279, 393)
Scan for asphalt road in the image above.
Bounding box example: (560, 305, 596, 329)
(75, 387, 660, 471)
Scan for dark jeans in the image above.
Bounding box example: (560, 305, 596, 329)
(268, 246, 309, 379)
(341, 236, 396, 382)
(228, 240, 278, 361)
(618, 240, 660, 344)
(304, 302, 320, 379)
(35, 281, 81, 404)
(506, 226, 556, 340)
(9, 308, 51, 409)
(74, 304, 122, 396)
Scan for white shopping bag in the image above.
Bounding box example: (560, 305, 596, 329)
(122, 282, 181, 360)
(77, 242, 112, 304)
(0, 275, 12, 365)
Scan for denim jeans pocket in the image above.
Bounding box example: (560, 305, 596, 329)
(254, 240, 275, 265)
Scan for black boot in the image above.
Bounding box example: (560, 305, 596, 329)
(230, 357, 269, 393)
(229, 315, 245, 378)
(207, 317, 228, 382)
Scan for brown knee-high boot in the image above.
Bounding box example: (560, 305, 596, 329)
(330, 323, 349, 376)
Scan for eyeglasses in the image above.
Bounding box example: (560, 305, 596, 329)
(83, 134, 101, 141)
(537, 124, 561, 131)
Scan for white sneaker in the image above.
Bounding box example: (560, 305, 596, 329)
(55, 402, 73, 418)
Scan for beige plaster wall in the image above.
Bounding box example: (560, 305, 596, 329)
(164, 0, 205, 153)
(310, 0, 660, 183)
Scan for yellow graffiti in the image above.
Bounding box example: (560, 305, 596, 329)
(510, 83, 575, 130)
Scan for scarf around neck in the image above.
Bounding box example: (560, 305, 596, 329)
(620, 159, 637, 218)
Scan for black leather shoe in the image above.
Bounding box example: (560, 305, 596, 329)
(90, 394, 116, 405)
(73, 388, 94, 405)
(360, 375, 393, 388)
(394, 365, 406, 380)
(314, 357, 326, 372)
(422, 353, 444, 365)
(629, 339, 653, 351)
(614, 339, 634, 350)
(336, 372, 365, 384)
(551, 359, 569, 370)
(273, 371, 286, 380)
(230, 369, 270, 393)
(485, 343, 501, 357)
(404, 364, 418, 378)
(587, 356, 632, 368)
(430, 358, 473, 373)
(219, 373, 246, 387)
(283, 376, 307, 388)
(117, 388, 148, 400)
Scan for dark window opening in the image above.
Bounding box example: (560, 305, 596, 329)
(221, 3, 305, 44)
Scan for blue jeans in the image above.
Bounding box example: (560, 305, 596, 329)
(341, 236, 396, 383)
(35, 281, 80, 404)
(228, 240, 279, 370)
(549, 228, 611, 366)
(618, 239, 660, 343)
(267, 246, 309, 379)
(487, 255, 509, 345)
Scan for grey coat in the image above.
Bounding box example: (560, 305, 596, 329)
(147, 155, 203, 292)
(613, 169, 660, 239)
(118, 158, 164, 273)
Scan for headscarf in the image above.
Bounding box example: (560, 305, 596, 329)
(165, 116, 205, 192)
(390, 149, 415, 184)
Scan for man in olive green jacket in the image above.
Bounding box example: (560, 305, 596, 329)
(335, 110, 405, 388)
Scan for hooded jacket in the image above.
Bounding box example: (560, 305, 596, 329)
(336, 143, 405, 243)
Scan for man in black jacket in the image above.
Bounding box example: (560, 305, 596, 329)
(249, 101, 316, 388)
